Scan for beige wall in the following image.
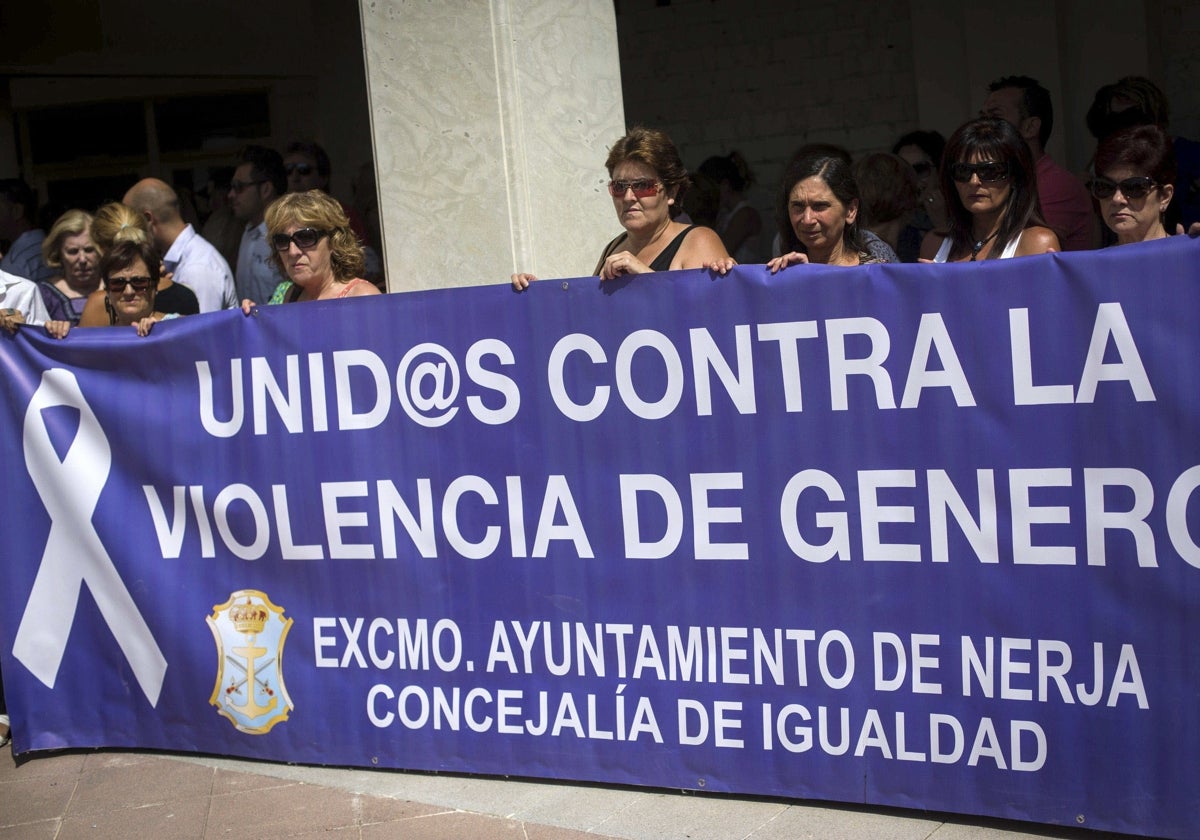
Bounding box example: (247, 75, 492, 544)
(358, 0, 626, 290)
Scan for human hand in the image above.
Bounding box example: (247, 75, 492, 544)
(511, 272, 537, 291)
(766, 252, 810, 274)
(706, 257, 738, 276)
(134, 316, 157, 337)
(240, 299, 257, 315)
(599, 250, 651, 281)
(44, 319, 71, 339)
(0, 308, 24, 333)
(1178, 222, 1200, 238)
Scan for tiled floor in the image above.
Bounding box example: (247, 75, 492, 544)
(0, 747, 614, 839)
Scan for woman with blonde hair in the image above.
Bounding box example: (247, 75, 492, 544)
(39, 209, 98, 324)
(242, 190, 380, 307)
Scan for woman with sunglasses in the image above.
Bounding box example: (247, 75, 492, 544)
(1090, 125, 1177, 245)
(921, 118, 1059, 262)
(240, 190, 380, 309)
(511, 127, 729, 289)
(44, 239, 171, 338)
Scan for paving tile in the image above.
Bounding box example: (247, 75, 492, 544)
(0, 747, 86, 782)
(362, 811, 526, 839)
(595, 791, 788, 840)
(0, 776, 77, 827)
(211, 767, 301, 796)
(357, 793, 450, 825)
(67, 756, 216, 817)
(0, 821, 60, 839)
(80, 750, 164, 770)
(524, 820, 625, 840)
(56, 797, 211, 840)
(207, 782, 360, 837)
(745, 801, 941, 840)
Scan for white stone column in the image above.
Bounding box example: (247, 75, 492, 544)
(359, 0, 625, 292)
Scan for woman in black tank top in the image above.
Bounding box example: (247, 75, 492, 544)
(512, 127, 732, 290)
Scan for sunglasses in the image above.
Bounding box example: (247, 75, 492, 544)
(106, 276, 153, 293)
(285, 163, 315, 176)
(950, 161, 1010, 183)
(271, 228, 327, 251)
(608, 179, 661, 198)
(229, 179, 265, 193)
(1088, 176, 1158, 200)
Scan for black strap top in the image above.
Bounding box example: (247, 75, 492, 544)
(592, 225, 698, 275)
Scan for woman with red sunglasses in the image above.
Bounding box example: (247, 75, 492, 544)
(512, 127, 730, 289)
(920, 118, 1059, 262)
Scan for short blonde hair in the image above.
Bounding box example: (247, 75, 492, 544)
(92, 202, 150, 252)
(42, 209, 95, 269)
(265, 190, 365, 281)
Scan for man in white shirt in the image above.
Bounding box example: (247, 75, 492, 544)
(124, 178, 237, 313)
(229, 146, 288, 304)
(0, 268, 50, 331)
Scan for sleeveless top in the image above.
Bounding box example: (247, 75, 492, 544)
(933, 233, 1021, 262)
(593, 225, 698, 275)
(270, 277, 373, 304)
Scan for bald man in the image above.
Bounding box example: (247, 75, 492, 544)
(124, 178, 237, 312)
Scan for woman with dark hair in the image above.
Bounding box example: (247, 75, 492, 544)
(698, 151, 763, 263)
(45, 239, 172, 338)
(512, 127, 729, 289)
(1091, 125, 1176, 245)
(767, 153, 888, 271)
(892, 129, 948, 261)
(920, 118, 1059, 262)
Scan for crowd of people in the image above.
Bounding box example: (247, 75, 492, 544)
(0, 140, 382, 339)
(513, 74, 1198, 290)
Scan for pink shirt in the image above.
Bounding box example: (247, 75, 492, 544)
(1036, 154, 1094, 251)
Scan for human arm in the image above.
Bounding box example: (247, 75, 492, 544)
(79, 289, 108, 326)
(719, 204, 762, 258)
(919, 231, 946, 261)
(1015, 226, 1061, 257)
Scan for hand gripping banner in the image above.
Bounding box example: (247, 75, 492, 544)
(13, 368, 167, 706)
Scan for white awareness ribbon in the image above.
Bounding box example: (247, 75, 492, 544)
(13, 369, 167, 706)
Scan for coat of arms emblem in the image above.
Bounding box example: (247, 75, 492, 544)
(207, 590, 293, 734)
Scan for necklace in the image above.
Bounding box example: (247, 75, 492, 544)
(969, 230, 999, 261)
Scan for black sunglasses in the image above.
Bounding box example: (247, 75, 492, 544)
(271, 228, 327, 251)
(285, 163, 315, 176)
(1088, 176, 1158, 201)
(950, 161, 1010, 183)
(106, 276, 153, 293)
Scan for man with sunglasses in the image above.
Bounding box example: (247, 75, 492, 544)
(983, 75, 1096, 251)
(124, 178, 237, 313)
(229, 145, 289, 306)
(284, 140, 378, 281)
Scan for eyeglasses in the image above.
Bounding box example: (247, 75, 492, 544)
(950, 161, 1010, 183)
(271, 228, 327, 251)
(285, 163, 315, 176)
(106, 276, 153, 293)
(608, 179, 661, 198)
(1088, 176, 1158, 200)
(229, 179, 266, 194)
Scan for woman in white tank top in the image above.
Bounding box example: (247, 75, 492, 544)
(920, 118, 1059, 262)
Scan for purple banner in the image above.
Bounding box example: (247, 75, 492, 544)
(2, 238, 1199, 837)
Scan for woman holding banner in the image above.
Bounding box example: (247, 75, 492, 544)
(241, 190, 379, 308)
(766, 152, 889, 271)
(511, 127, 731, 289)
(1091, 125, 1178, 245)
(920, 118, 1059, 262)
(45, 239, 171, 338)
